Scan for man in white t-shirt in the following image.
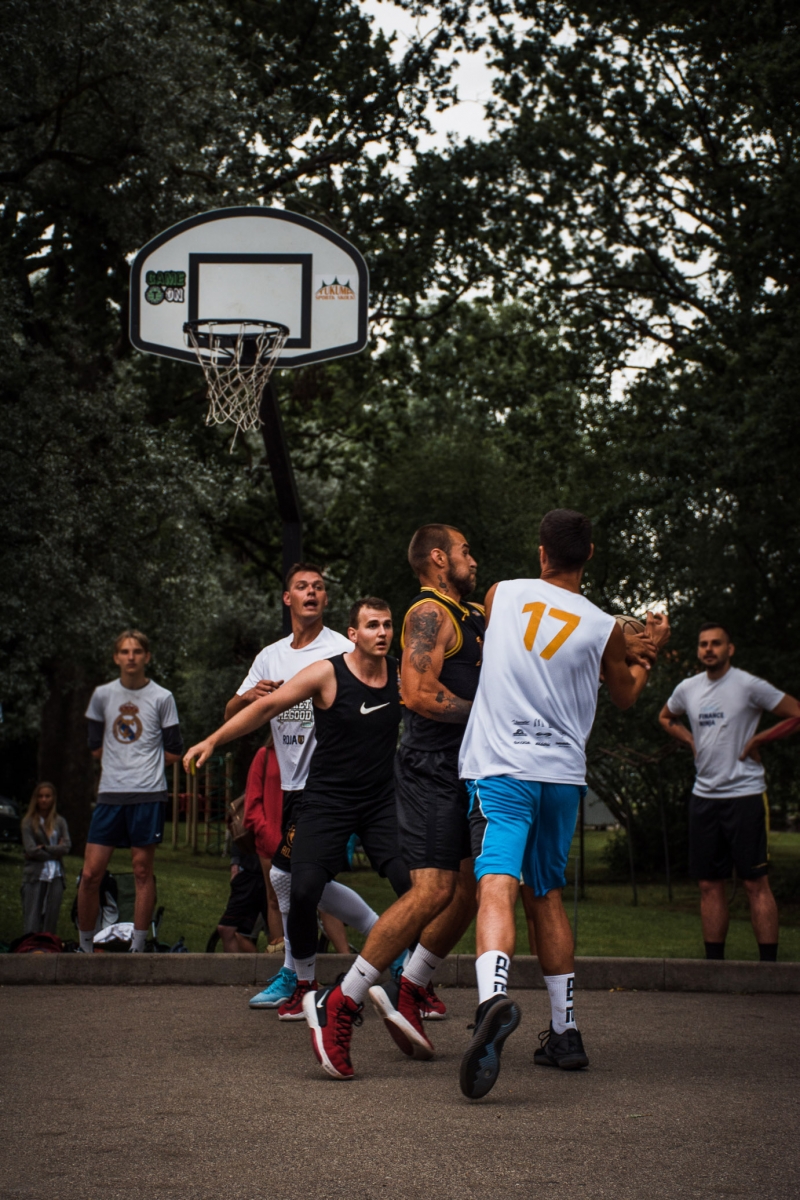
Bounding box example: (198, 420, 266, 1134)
(659, 623, 800, 962)
(226, 563, 376, 1011)
(78, 629, 183, 954)
(455, 510, 669, 1100)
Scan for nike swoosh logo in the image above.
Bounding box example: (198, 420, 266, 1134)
(360, 702, 389, 715)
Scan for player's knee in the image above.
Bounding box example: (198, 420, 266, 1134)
(742, 875, 771, 897)
(698, 879, 723, 898)
(290, 866, 326, 914)
(79, 864, 105, 890)
(416, 872, 457, 913)
(132, 862, 153, 886)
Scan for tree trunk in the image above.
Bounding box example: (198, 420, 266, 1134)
(37, 661, 98, 856)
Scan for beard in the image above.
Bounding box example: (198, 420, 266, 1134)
(446, 559, 475, 599)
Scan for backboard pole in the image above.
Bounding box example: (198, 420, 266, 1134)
(258, 379, 303, 636)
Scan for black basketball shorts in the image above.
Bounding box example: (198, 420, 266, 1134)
(218, 868, 267, 936)
(290, 784, 401, 878)
(688, 792, 770, 882)
(394, 743, 472, 872)
(272, 789, 304, 874)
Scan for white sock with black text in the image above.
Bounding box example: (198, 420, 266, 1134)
(475, 950, 511, 1005)
(340, 954, 380, 1006)
(130, 928, 147, 953)
(544, 972, 577, 1033)
(403, 944, 442, 989)
(79, 930, 94, 954)
(293, 954, 317, 984)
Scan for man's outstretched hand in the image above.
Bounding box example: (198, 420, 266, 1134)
(183, 738, 217, 772)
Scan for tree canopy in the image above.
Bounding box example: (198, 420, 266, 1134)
(2, 0, 799, 854)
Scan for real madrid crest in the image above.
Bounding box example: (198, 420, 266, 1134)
(113, 702, 143, 743)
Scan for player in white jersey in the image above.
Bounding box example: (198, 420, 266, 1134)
(230, 563, 380, 1012)
(457, 509, 670, 1099)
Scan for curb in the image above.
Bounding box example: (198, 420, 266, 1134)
(1, 954, 798, 993)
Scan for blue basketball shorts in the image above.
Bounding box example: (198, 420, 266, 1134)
(87, 801, 166, 848)
(466, 777, 584, 896)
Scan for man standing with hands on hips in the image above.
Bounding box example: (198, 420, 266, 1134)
(660, 622, 800, 962)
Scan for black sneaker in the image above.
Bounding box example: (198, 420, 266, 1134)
(533, 1023, 589, 1070)
(459, 995, 521, 1100)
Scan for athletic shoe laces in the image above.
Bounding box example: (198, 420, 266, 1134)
(333, 999, 363, 1052)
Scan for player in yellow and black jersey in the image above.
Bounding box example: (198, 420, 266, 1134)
(310, 525, 486, 1075)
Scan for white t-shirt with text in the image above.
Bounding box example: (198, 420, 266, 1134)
(86, 679, 179, 800)
(666, 666, 783, 798)
(237, 626, 353, 791)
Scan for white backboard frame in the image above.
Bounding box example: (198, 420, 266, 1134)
(130, 207, 369, 368)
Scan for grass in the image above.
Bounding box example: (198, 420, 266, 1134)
(3, 825, 800, 959)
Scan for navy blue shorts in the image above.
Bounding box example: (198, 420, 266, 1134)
(87, 801, 166, 848)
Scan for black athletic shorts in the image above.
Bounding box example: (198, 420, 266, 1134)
(272, 789, 304, 874)
(394, 743, 472, 872)
(688, 792, 769, 881)
(291, 785, 401, 879)
(219, 867, 267, 936)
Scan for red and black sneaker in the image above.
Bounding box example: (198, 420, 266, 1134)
(368, 978, 435, 1060)
(419, 981, 447, 1020)
(303, 984, 363, 1079)
(278, 978, 317, 1021)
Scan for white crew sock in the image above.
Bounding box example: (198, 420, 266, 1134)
(403, 943, 442, 989)
(293, 953, 317, 983)
(544, 972, 577, 1034)
(320, 880, 379, 935)
(476, 950, 511, 1005)
(79, 930, 95, 954)
(130, 928, 147, 953)
(340, 954, 380, 1006)
(269, 866, 295, 974)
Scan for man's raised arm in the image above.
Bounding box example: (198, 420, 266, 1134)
(185, 659, 333, 770)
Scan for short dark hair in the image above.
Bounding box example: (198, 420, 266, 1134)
(407, 524, 460, 578)
(539, 509, 592, 571)
(348, 597, 391, 630)
(114, 629, 149, 653)
(698, 622, 733, 642)
(284, 561, 325, 590)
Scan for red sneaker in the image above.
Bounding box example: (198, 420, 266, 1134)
(368, 978, 435, 1060)
(303, 984, 363, 1079)
(419, 981, 447, 1020)
(278, 978, 316, 1021)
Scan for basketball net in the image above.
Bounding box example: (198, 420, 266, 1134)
(184, 319, 289, 443)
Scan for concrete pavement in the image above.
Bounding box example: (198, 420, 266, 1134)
(1, 985, 798, 1199)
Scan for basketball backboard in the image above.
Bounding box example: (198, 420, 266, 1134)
(130, 207, 368, 368)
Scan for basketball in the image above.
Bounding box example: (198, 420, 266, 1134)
(614, 614, 646, 636)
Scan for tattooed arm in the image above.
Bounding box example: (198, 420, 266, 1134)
(401, 602, 472, 723)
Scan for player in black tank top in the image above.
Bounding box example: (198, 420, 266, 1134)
(304, 654, 399, 797)
(182, 599, 411, 1019)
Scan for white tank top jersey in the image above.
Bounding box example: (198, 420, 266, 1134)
(459, 578, 616, 786)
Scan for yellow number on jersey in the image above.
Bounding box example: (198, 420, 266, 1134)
(522, 603, 581, 659)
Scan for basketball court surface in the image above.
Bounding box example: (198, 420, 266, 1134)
(1, 986, 797, 1198)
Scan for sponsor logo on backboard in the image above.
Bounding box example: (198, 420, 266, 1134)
(145, 270, 186, 305)
(314, 276, 356, 300)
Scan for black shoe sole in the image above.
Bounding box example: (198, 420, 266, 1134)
(459, 997, 521, 1100)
